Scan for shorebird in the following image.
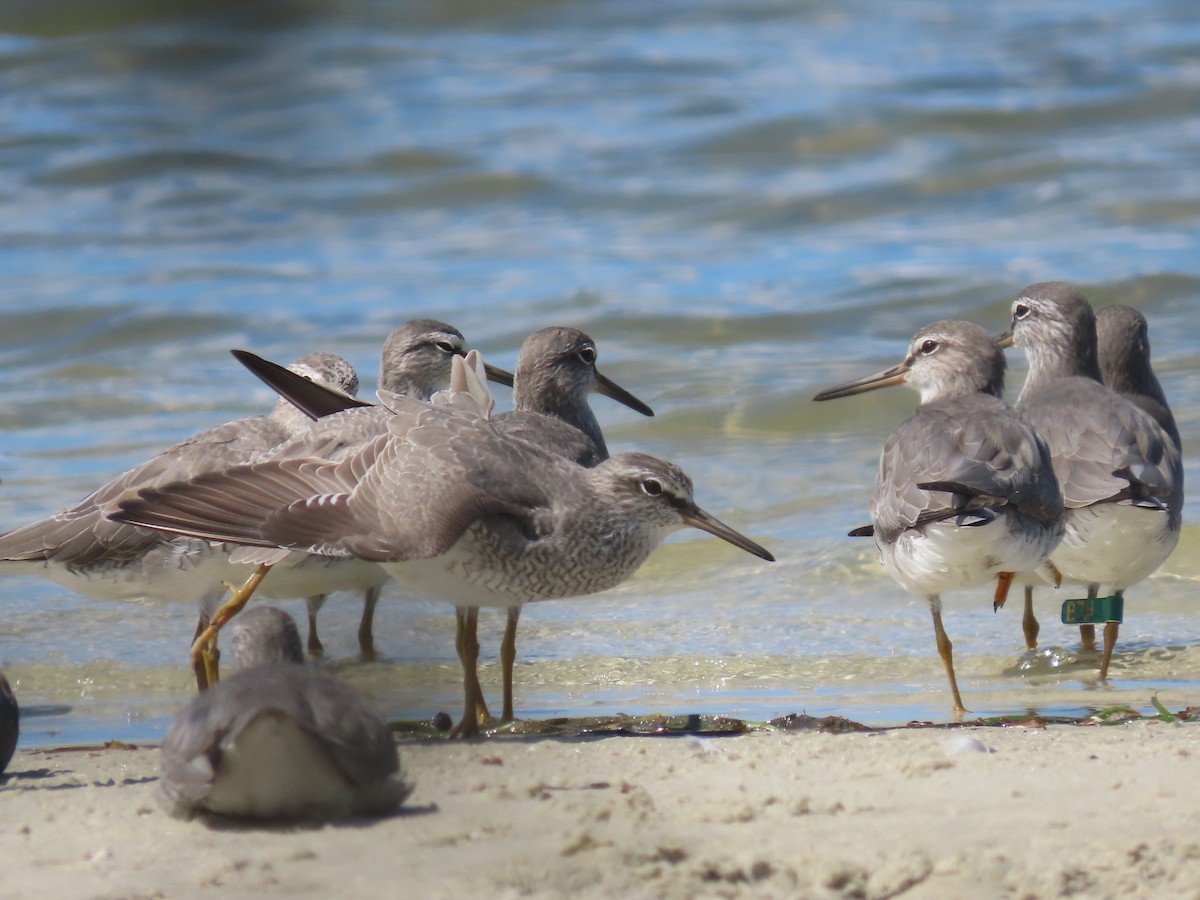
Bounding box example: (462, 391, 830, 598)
(1097, 304, 1181, 449)
(0, 671, 17, 776)
(813, 320, 1063, 713)
(159, 606, 411, 821)
(239, 319, 514, 660)
(999, 284, 1183, 677)
(242, 326, 654, 727)
(113, 352, 774, 737)
(469, 326, 654, 725)
(0, 352, 361, 687)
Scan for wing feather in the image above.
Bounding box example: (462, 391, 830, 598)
(872, 394, 1061, 543)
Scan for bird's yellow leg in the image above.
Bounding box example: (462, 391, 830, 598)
(191, 614, 213, 692)
(1079, 585, 1099, 653)
(500, 605, 521, 723)
(451, 606, 490, 738)
(1100, 615, 1121, 681)
(1022, 586, 1040, 651)
(188, 564, 272, 682)
(930, 596, 967, 716)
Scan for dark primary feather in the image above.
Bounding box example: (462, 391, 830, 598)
(232, 349, 371, 420)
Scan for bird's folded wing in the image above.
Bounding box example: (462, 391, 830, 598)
(873, 396, 1061, 541)
(1027, 379, 1181, 510)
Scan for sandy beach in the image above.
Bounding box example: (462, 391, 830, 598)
(3, 717, 1200, 899)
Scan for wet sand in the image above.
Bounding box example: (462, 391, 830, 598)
(3, 719, 1200, 899)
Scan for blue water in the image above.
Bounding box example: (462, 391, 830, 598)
(2, 0, 1199, 747)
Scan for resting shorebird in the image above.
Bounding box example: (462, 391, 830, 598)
(160, 606, 410, 821)
(113, 352, 773, 737)
(814, 320, 1063, 712)
(999, 284, 1183, 678)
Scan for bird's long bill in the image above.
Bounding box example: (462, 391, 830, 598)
(482, 361, 515, 387)
(595, 370, 655, 417)
(994, 329, 1015, 349)
(232, 349, 372, 420)
(811, 362, 907, 401)
(680, 505, 775, 562)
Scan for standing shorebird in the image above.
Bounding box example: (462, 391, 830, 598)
(242, 326, 654, 728)
(814, 320, 1063, 713)
(474, 326, 654, 725)
(241, 319, 514, 660)
(159, 606, 411, 821)
(999, 284, 1183, 678)
(113, 352, 774, 738)
(0, 352, 360, 687)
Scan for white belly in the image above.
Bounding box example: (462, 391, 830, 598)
(30, 540, 233, 606)
(254, 553, 390, 600)
(1052, 503, 1179, 591)
(881, 514, 1060, 599)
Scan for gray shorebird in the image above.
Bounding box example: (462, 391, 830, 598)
(1097, 304, 1181, 449)
(240, 319, 514, 660)
(0, 352, 360, 687)
(472, 326, 654, 726)
(159, 606, 410, 821)
(242, 326, 654, 728)
(999, 284, 1183, 677)
(814, 320, 1063, 713)
(113, 352, 773, 737)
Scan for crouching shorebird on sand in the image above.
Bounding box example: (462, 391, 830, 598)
(813, 320, 1063, 714)
(160, 606, 410, 822)
(113, 352, 774, 737)
(998, 283, 1183, 679)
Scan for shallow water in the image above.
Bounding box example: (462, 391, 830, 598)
(2, 0, 1200, 747)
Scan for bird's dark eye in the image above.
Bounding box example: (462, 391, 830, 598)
(577, 345, 597, 365)
(1013, 303, 1031, 321)
(919, 339, 939, 355)
(434, 340, 458, 354)
(640, 478, 662, 496)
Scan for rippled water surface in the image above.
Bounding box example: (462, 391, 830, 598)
(3, 0, 1200, 746)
